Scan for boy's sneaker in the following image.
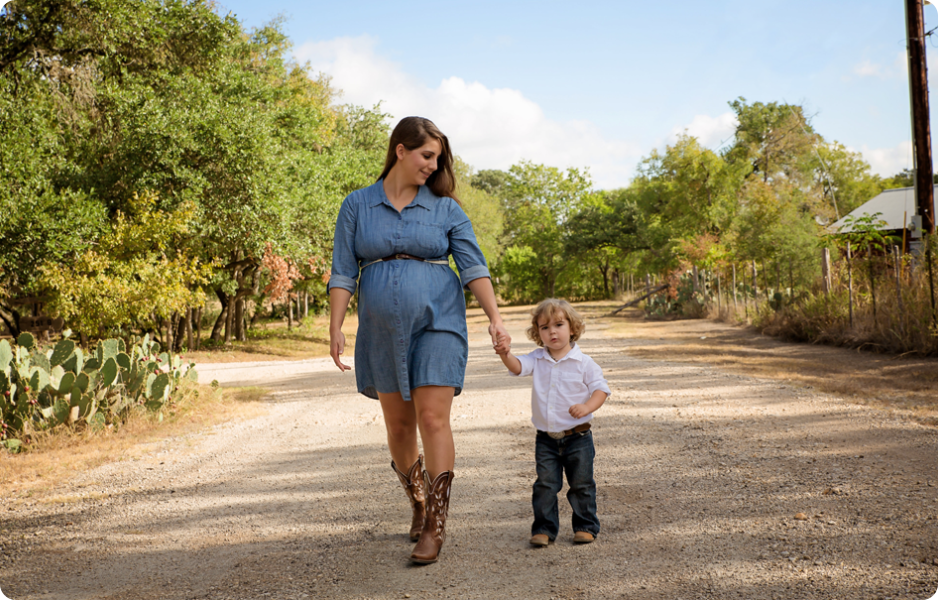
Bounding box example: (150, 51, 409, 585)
(573, 531, 594, 544)
(529, 534, 550, 547)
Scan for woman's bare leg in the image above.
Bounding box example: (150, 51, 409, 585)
(378, 392, 419, 469)
(411, 386, 455, 479)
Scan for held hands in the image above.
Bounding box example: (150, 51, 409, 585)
(330, 329, 351, 372)
(568, 403, 592, 419)
(489, 322, 511, 355)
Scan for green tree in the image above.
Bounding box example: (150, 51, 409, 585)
(498, 162, 593, 301)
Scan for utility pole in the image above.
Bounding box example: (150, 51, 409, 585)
(906, 0, 936, 235)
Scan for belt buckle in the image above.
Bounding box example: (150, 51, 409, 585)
(547, 431, 566, 440)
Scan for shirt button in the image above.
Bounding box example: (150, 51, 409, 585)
(393, 281, 398, 285)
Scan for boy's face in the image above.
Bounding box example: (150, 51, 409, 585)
(537, 311, 572, 353)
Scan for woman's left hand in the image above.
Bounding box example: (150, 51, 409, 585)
(489, 321, 511, 354)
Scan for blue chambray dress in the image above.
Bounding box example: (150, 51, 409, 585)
(328, 181, 491, 401)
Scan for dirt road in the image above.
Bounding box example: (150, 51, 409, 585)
(2, 309, 938, 599)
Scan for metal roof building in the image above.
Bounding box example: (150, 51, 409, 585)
(830, 185, 936, 235)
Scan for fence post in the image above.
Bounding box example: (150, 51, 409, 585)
(928, 234, 938, 328)
(867, 243, 877, 323)
(692, 265, 699, 294)
(846, 242, 854, 328)
(822, 248, 832, 294)
(894, 245, 904, 333)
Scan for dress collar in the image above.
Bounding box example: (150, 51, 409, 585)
(370, 180, 433, 210)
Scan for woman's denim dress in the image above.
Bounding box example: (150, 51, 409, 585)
(328, 181, 490, 401)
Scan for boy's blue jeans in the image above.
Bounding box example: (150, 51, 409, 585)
(532, 429, 600, 540)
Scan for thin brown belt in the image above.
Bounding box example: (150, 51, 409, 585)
(540, 423, 591, 439)
(360, 254, 449, 269)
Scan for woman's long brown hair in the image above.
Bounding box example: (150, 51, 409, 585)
(378, 117, 460, 204)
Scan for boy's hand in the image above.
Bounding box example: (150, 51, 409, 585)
(491, 326, 511, 354)
(568, 403, 591, 419)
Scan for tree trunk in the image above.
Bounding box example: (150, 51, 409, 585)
(251, 299, 263, 327)
(175, 313, 186, 352)
(613, 269, 621, 297)
(185, 308, 193, 351)
(166, 314, 175, 355)
(234, 296, 245, 341)
(224, 296, 234, 344)
(599, 260, 609, 297)
(304, 292, 309, 319)
(287, 298, 294, 330)
(210, 290, 228, 341)
(0, 302, 21, 339)
(195, 307, 203, 350)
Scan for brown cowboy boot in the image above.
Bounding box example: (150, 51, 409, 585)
(391, 455, 426, 541)
(410, 470, 454, 565)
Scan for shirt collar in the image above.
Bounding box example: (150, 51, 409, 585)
(370, 180, 433, 210)
(536, 342, 583, 363)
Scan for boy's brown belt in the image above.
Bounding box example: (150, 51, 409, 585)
(541, 423, 591, 439)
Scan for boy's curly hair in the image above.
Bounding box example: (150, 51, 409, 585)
(526, 298, 586, 347)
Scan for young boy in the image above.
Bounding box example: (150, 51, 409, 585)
(495, 298, 610, 546)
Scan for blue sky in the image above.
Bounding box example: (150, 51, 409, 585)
(215, 0, 937, 189)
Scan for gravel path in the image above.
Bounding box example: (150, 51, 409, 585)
(2, 312, 937, 600)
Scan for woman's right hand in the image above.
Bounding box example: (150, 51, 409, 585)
(330, 329, 351, 372)
(328, 288, 353, 372)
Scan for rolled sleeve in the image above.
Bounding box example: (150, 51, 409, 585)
(328, 274, 358, 295)
(447, 202, 490, 289)
(510, 352, 537, 378)
(328, 196, 360, 295)
(584, 357, 611, 398)
(458, 264, 490, 287)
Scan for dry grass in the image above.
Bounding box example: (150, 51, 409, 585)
(605, 305, 938, 426)
(182, 314, 358, 364)
(0, 383, 269, 502)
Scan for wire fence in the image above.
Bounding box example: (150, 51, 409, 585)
(630, 236, 938, 356)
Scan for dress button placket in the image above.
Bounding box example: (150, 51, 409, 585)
(391, 253, 407, 399)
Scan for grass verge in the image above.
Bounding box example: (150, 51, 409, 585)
(182, 314, 357, 364)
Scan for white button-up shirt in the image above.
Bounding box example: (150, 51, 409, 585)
(512, 343, 611, 433)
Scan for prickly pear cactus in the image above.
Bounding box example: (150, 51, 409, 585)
(0, 333, 198, 451)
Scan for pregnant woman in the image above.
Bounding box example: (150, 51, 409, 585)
(328, 117, 510, 564)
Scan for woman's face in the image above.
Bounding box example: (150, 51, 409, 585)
(395, 138, 442, 186)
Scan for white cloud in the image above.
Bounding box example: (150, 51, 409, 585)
(294, 36, 643, 189)
(851, 51, 908, 80)
(667, 112, 738, 149)
(852, 140, 912, 177)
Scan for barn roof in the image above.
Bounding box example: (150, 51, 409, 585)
(830, 185, 936, 233)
